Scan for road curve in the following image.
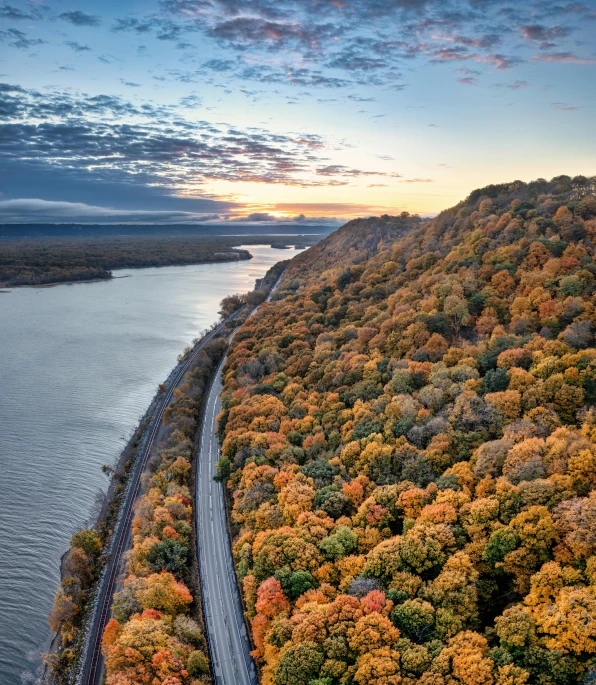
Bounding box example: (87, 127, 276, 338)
(77, 314, 238, 685)
(196, 361, 258, 685)
(195, 275, 285, 685)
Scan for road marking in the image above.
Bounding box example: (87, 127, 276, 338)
(196, 356, 258, 685)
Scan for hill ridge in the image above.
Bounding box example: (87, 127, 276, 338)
(216, 174, 596, 685)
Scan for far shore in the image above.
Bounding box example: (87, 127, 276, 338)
(0, 274, 135, 290)
(0, 252, 256, 290)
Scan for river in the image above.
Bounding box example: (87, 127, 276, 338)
(0, 245, 303, 684)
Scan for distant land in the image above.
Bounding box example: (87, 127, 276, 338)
(0, 228, 331, 287)
(0, 222, 337, 239)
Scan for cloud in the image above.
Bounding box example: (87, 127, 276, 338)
(348, 94, 377, 102)
(521, 24, 571, 49)
(0, 82, 27, 93)
(180, 93, 203, 107)
(431, 46, 473, 62)
(0, 83, 396, 195)
(551, 101, 580, 110)
(200, 58, 236, 72)
(477, 53, 523, 70)
(199, 57, 352, 88)
(491, 79, 533, 90)
(0, 4, 41, 20)
(111, 16, 187, 40)
(112, 17, 154, 33)
(315, 165, 402, 179)
(245, 212, 276, 221)
(0, 197, 346, 225)
(0, 0, 593, 221)
(59, 10, 101, 27)
(210, 16, 339, 52)
(451, 33, 501, 49)
(231, 211, 341, 224)
(431, 48, 522, 71)
(268, 201, 405, 218)
(236, 65, 351, 89)
(96, 0, 591, 101)
(0, 28, 45, 49)
(534, 51, 596, 63)
(65, 41, 91, 53)
(0, 198, 222, 224)
(328, 48, 388, 72)
(507, 80, 532, 89)
(542, 2, 596, 19)
(112, 0, 579, 90)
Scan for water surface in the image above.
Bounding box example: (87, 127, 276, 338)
(0, 245, 302, 684)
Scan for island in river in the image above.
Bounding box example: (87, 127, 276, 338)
(0, 231, 327, 287)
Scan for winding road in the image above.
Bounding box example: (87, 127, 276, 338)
(194, 277, 283, 685)
(196, 362, 258, 685)
(77, 314, 238, 685)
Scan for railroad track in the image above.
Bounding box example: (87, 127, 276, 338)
(77, 271, 283, 684)
(76, 312, 240, 685)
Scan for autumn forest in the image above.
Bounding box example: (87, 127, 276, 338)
(212, 175, 596, 685)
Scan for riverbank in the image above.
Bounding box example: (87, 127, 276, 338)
(0, 234, 322, 288)
(0, 238, 253, 287)
(2, 275, 133, 291)
(45, 317, 234, 683)
(45, 260, 289, 684)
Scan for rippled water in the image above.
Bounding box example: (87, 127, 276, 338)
(0, 245, 303, 684)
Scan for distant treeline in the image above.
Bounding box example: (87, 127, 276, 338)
(0, 235, 319, 287)
(0, 223, 335, 238)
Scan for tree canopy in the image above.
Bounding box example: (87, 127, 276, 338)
(218, 176, 596, 685)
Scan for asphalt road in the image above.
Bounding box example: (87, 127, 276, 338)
(195, 361, 258, 685)
(76, 315, 238, 685)
(194, 275, 284, 685)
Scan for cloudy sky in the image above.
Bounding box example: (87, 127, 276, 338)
(1, 0, 595, 224)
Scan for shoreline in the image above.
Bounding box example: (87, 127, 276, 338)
(43, 263, 288, 683)
(44, 318, 231, 684)
(5, 273, 136, 290)
(1, 253, 254, 290)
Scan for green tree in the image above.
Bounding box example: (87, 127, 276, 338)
(275, 641, 325, 685)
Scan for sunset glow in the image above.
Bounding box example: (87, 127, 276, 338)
(0, 0, 595, 224)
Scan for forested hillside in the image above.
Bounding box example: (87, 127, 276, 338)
(218, 175, 596, 685)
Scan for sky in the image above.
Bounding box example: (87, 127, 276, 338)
(0, 0, 595, 224)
